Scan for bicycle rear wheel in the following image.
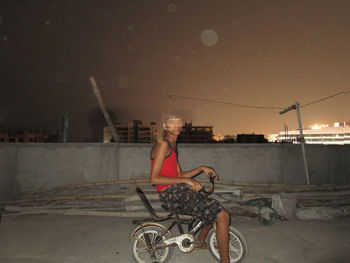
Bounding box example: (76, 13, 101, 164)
(207, 226, 248, 263)
(130, 225, 173, 263)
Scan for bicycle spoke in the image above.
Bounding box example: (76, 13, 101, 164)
(229, 246, 242, 255)
(135, 236, 148, 247)
(228, 235, 243, 260)
(154, 250, 163, 260)
(229, 246, 241, 255)
(151, 233, 166, 260)
(135, 243, 149, 261)
(136, 246, 148, 254)
(229, 239, 242, 252)
(150, 233, 156, 245)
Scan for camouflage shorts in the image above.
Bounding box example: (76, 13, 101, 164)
(159, 183, 223, 226)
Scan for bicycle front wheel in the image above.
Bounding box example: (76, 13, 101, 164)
(207, 226, 248, 263)
(130, 225, 173, 263)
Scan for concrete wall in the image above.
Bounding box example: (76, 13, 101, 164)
(1, 143, 349, 201)
(178, 144, 349, 185)
(0, 145, 19, 202)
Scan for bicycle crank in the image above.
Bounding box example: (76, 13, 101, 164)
(163, 234, 196, 253)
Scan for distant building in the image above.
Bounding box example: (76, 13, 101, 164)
(236, 134, 267, 143)
(104, 120, 157, 143)
(0, 131, 47, 142)
(213, 134, 236, 143)
(0, 133, 7, 142)
(221, 135, 236, 143)
(177, 122, 213, 143)
(268, 122, 350, 145)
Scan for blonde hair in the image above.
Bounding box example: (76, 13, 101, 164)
(161, 113, 180, 123)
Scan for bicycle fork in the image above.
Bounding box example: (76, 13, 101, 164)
(141, 227, 160, 263)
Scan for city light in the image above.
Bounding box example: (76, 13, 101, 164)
(311, 124, 328, 130)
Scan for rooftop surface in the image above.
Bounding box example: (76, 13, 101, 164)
(1, 214, 349, 263)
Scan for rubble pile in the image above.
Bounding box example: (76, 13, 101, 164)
(1, 179, 350, 221)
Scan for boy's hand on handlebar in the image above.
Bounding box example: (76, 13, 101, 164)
(202, 166, 218, 180)
(186, 178, 202, 192)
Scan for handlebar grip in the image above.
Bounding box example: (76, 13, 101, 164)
(208, 173, 216, 184)
(199, 173, 216, 197)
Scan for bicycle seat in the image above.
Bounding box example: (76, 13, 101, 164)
(136, 187, 159, 218)
(133, 187, 175, 224)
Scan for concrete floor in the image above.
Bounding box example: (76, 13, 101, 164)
(0, 214, 349, 263)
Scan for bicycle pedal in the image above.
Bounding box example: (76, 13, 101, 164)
(193, 240, 202, 248)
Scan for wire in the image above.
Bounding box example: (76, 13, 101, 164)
(4, 67, 349, 111)
(97, 81, 285, 110)
(4, 67, 286, 110)
(300, 90, 350, 108)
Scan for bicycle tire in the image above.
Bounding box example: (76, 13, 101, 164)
(130, 225, 173, 263)
(207, 226, 248, 263)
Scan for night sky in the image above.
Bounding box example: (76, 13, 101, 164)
(1, 0, 349, 142)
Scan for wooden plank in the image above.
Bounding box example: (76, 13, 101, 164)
(3, 206, 170, 218)
(0, 194, 127, 205)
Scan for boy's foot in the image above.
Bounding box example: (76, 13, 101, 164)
(195, 241, 208, 250)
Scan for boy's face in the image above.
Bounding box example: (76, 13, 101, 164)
(163, 117, 183, 135)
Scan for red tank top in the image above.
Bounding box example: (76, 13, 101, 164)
(150, 140, 178, 193)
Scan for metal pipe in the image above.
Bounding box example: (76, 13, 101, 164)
(89, 76, 119, 143)
(62, 112, 68, 143)
(295, 102, 310, 184)
(279, 102, 310, 185)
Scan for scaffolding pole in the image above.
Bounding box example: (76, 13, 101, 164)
(89, 76, 119, 143)
(280, 102, 310, 185)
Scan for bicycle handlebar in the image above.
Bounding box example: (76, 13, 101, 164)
(199, 173, 216, 197)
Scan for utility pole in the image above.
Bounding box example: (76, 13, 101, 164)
(62, 112, 69, 143)
(89, 76, 119, 143)
(280, 101, 310, 185)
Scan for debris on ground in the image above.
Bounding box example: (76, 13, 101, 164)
(1, 178, 349, 224)
(272, 193, 297, 219)
(295, 206, 350, 220)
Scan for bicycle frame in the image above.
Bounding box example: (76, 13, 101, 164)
(131, 176, 216, 252)
(130, 187, 207, 251)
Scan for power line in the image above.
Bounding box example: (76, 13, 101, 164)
(4, 67, 285, 110)
(300, 90, 350, 108)
(97, 81, 285, 110)
(4, 67, 349, 111)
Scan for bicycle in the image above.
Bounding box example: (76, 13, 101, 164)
(129, 175, 248, 263)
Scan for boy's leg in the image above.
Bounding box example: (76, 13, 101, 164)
(216, 208, 230, 263)
(195, 224, 213, 249)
